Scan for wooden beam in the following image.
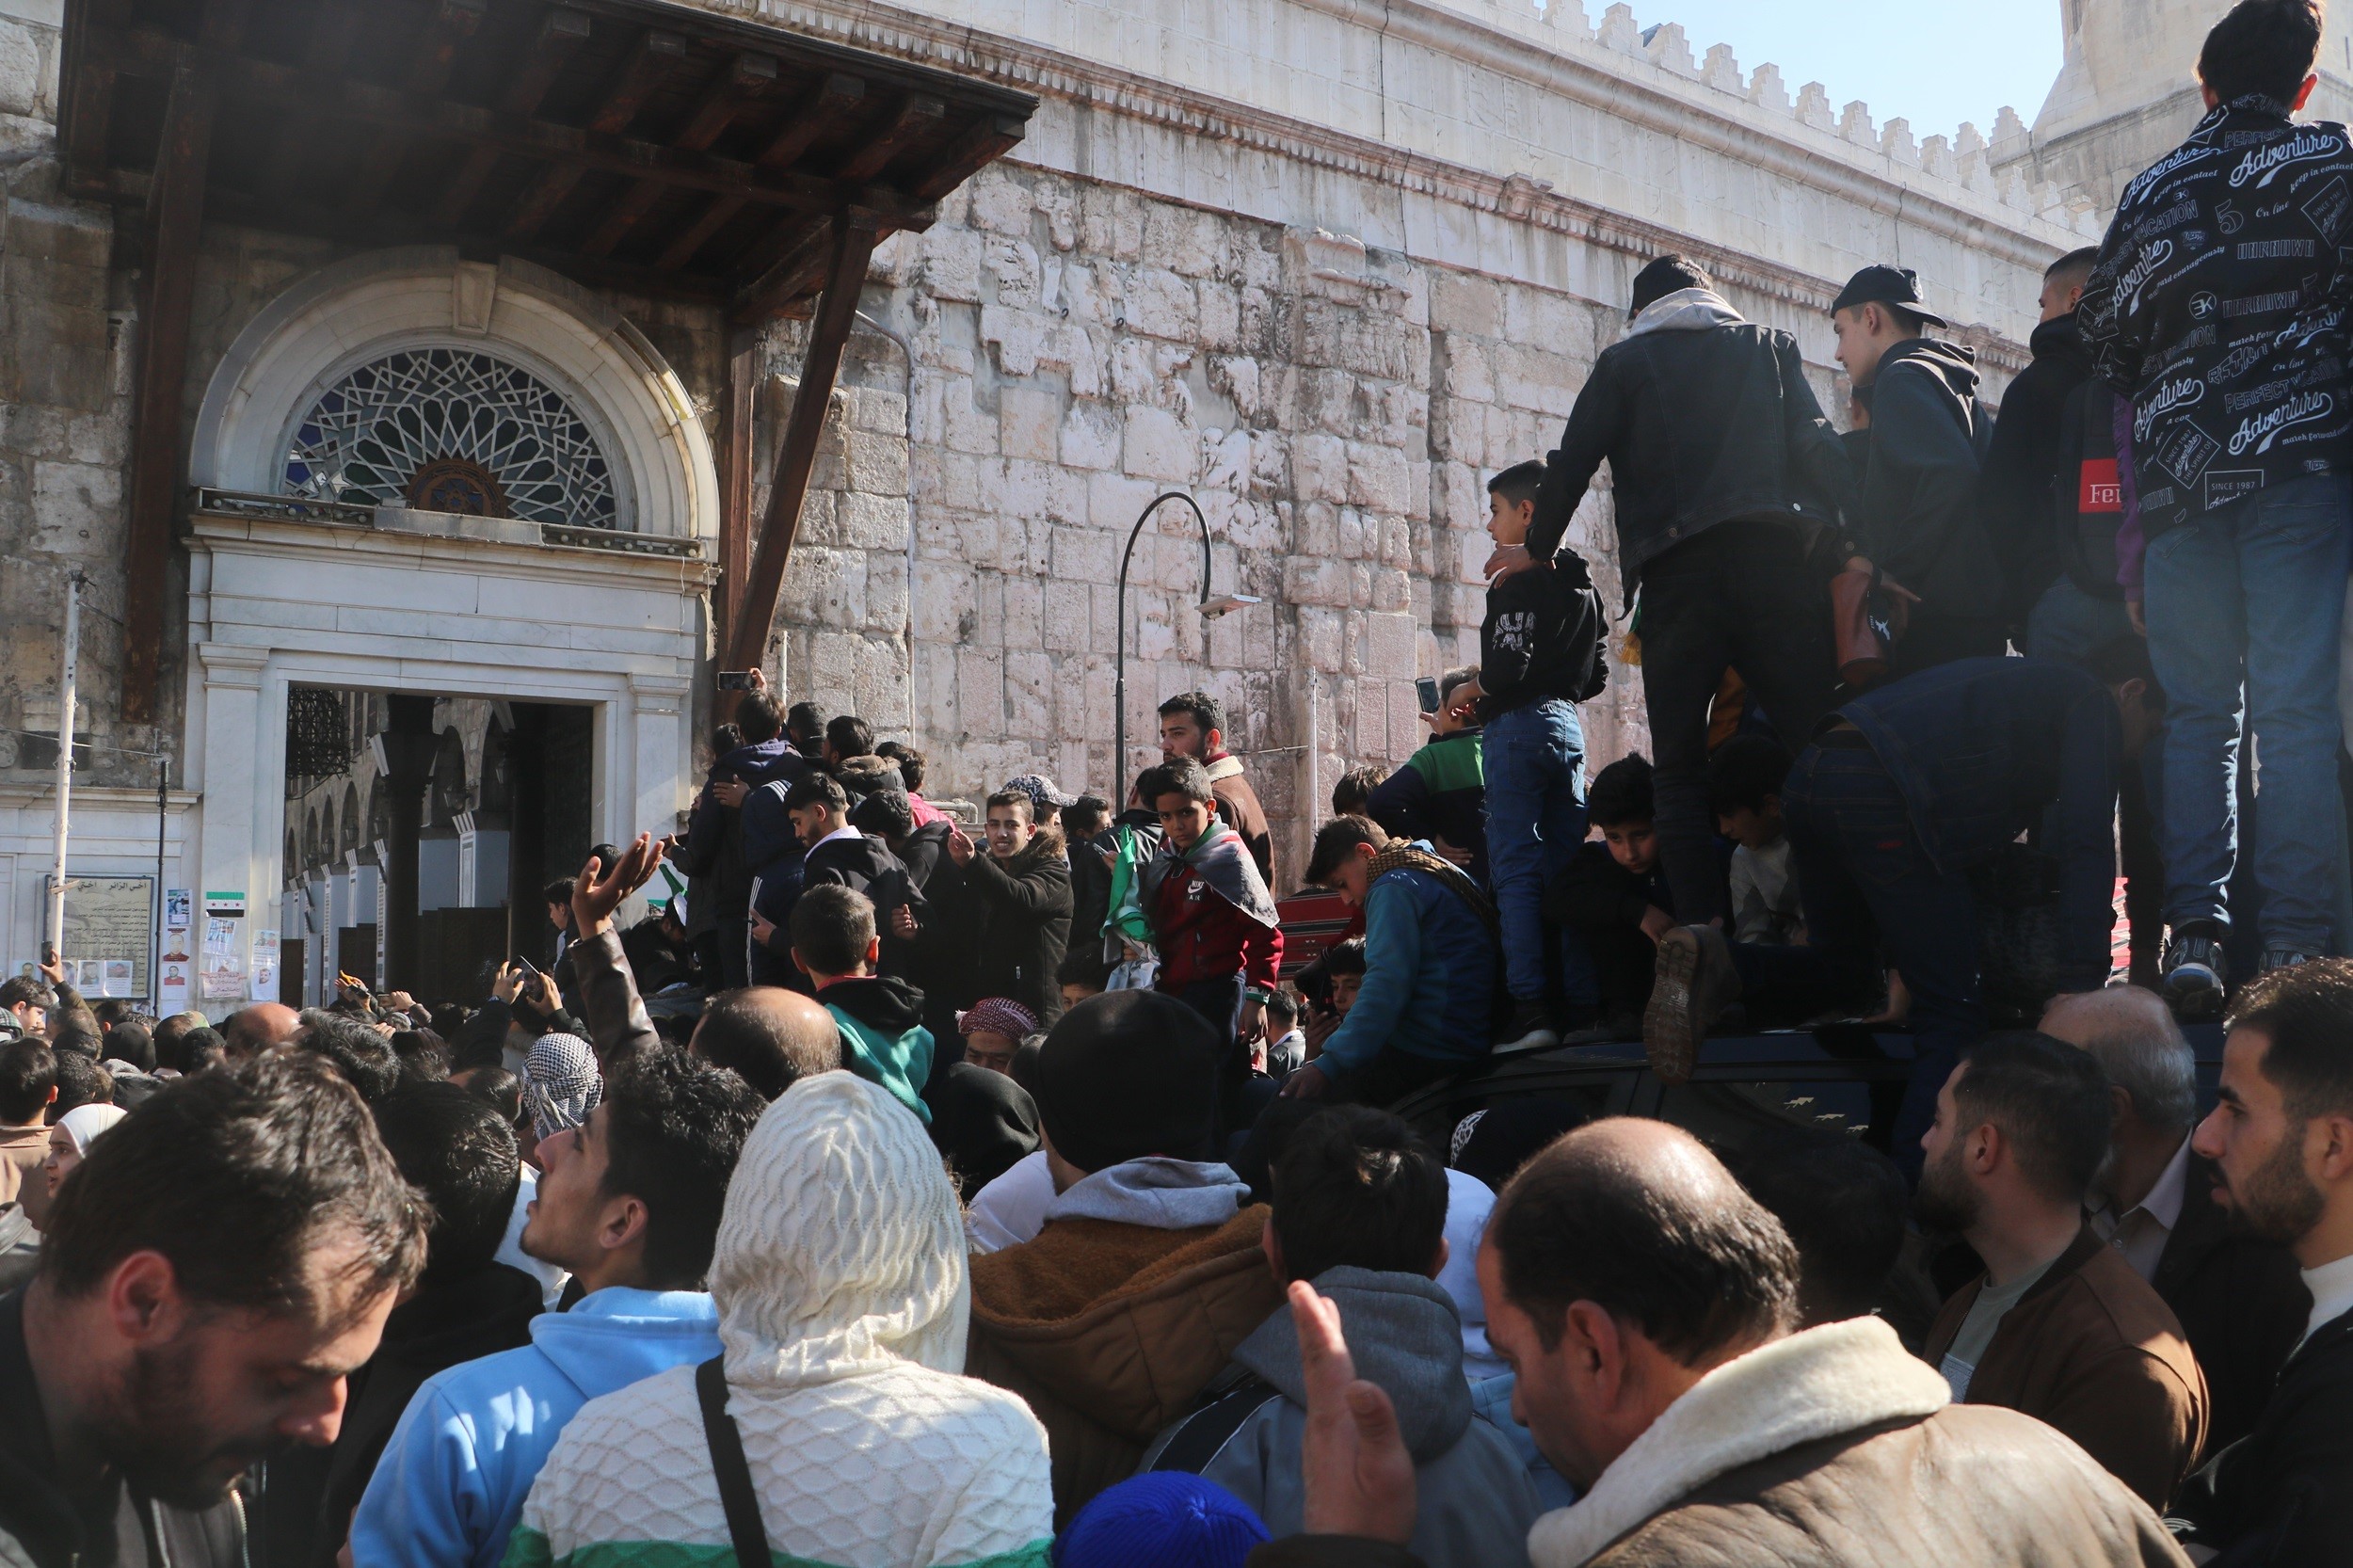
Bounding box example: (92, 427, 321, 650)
(835, 92, 944, 182)
(652, 187, 745, 270)
(433, 4, 590, 226)
(580, 49, 775, 257)
(716, 328, 758, 649)
(726, 208, 880, 675)
(504, 25, 687, 241)
(106, 29, 906, 221)
(197, 185, 730, 302)
(655, 71, 863, 272)
(57, 3, 119, 195)
(250, 0, 366, 195)
(911, 111, 1030, 201)
(760, 72, 865, 169)
(121, 63, 216, 727)
(406, 0, 489, 96)
(345, 0, 488, 213)
(729, 216, 832, 323)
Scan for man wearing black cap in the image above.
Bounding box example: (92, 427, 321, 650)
(964, 991, 1282, 1528)
(1831, 264, 2007, 678)
(1493, 253, 1856, 932)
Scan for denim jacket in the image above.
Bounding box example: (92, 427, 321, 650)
(1839, 656, 2121, 987)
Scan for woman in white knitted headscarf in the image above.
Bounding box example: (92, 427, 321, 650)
(42, 1103, 128, 1207)
(508, 1071, 1054, 1568)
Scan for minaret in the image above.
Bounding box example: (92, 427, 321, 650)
(1996, 0, 2353, 219)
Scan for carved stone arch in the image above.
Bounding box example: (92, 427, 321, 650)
(304, 805, 322, 868)
(367, 788, 392, 857)
(190, 248, 717, 540)
(427, 728, 471, 829)
(340, 783, 362, 856)
(479, 717, 515, 820)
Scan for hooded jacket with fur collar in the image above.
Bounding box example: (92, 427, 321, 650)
(1528, 1317, 2186, 1568)
(966, 1167, 1281, 1529)
(509, 1073, 1054, 1568)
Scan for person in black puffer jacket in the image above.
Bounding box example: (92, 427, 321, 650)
(944, 792, 1072, 1031)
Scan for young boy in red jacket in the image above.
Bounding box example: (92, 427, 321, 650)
(1138, 757, 1283, 1126)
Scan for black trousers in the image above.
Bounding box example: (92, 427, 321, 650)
(1638, 521, 1837, 925)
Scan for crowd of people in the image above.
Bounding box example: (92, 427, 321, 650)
(7, 2, 2353, 1564)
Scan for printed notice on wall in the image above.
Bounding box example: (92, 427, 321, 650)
(200, 891, 248, 1000)
(159, 889, 192, 1014)
(43, 875, 154, 998)
(250, 930, 280, 1000)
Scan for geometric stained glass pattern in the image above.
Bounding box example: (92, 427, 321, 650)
(281, 346, 619, 528)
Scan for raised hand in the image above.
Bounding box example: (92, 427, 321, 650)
(573, 834, 666, 939)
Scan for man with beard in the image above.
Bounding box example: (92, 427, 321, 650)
(0, 1054, 428, 1568)
(2176, 960, 2353, 1564)
(1916, 1032, 2207, 1512)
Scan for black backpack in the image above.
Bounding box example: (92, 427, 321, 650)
(2053, 378, 2127, 601)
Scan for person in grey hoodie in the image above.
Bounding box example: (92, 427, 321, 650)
(1831, 264, 2007, 678)
(1143, 1106, 1539, 1567)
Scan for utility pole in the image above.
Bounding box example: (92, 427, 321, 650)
(45, 571, 83, 960)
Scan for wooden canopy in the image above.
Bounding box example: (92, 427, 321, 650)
(60, 0, 1033, 714)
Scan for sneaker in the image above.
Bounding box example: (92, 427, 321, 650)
(1644, 924, 1738, 1086)
(1497, 999, 1561, 1052)
(2261, 947, 2320, 974)
(2161, 928, 2229, 1022)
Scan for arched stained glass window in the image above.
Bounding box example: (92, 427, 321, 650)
(281, 346, 619, 528)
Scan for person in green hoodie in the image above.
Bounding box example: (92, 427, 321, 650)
(790, 885, 935, 1123)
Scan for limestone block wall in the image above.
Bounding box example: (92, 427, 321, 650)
(0, 0, 129, 782)
(750, 0, 2087, 880)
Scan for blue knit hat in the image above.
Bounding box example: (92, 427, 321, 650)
(1057, 1473, 1271, 1568)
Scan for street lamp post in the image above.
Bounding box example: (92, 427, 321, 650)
(1112, 490, 1259, 792)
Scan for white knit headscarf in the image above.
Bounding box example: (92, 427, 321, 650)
(710, 1070, 969, 1389)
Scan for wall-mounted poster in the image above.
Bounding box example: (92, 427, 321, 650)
(43, 875, 154, 1000)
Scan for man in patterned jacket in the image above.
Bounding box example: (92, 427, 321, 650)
(2079, 0, 2353, 1018)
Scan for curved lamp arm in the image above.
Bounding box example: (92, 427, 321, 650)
(1113, 490, 1213, 795)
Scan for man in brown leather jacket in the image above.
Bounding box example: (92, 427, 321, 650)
(1918, 1032, 2208, 1511)
(1248, 1117, 2188, 1568)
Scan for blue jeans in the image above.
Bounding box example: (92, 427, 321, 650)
(2144, 473, 2352, 949)
(1483, 698, 1596, 1007)
(2025, 578, 2136, 665)
(1748, 738, 1984, 1180)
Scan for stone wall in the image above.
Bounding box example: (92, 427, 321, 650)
(751, 0, 2089, 880)
(0, 0, 127, 783)
(0, 0, 2103, 897)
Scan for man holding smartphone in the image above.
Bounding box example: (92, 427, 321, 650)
(1368, 666, 1490, 884)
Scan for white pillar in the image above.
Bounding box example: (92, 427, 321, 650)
(194, 644, 271, 1008)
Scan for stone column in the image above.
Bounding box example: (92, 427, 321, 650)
(377, 696, 437, 993)
(194, 643, 269, 1006)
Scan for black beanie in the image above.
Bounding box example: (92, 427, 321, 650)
(925, 1062, 1042, 1201)
(1033, 991, 1225, 1174)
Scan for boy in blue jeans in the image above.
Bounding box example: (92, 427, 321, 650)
(1473, 461, 1609, 1046)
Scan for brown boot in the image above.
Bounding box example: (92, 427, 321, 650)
(1643, 924, 1737, 1085)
